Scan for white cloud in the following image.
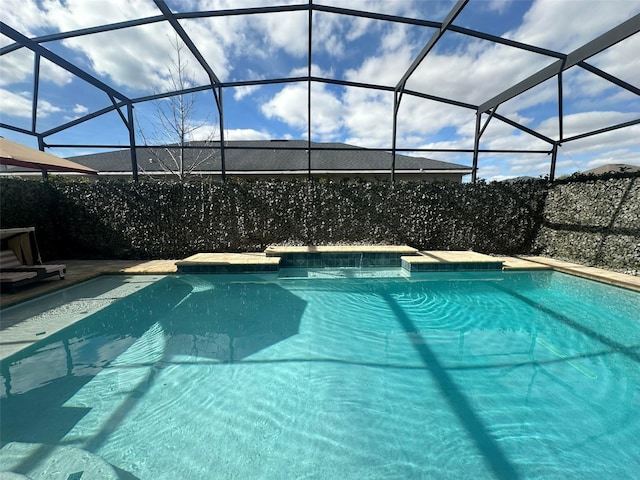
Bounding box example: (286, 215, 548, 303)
(315, 0, 425, 19)
(507, 0, 640, 52)
(500, 80, 558, 117)
(341, 87, 394, 147)
(233, 85, 261, 101)
(188, 124, 272, 142)
(399, 97, 471, 139)
(65, 26, 198, 92)
(223, 128, 272, 141)
(574, 34, 640, 95)
(597, 34, 640, 85)
(257, 10, 309, 57)
(476, 163, 503, 180)
(344, 30, 415, 87)
(467, 112, 639, 181)
(0, 0, 182, 92)
(337, 0, 640, 177)
(558, 124, 640, 156)
(1, 0, 51, 38)
(172, 18, 231, 83)
(0, 50, 73, 87)
(485, 0, 513, 14)
(0, 88, 62, 118)
(478, 152, 552, 180)
(40, 58, 75, 86)
(37, 100, 63, 117)
(261, 81, 346, 140)
(474, 122, 640, 181)
(537, 111, 637, 139)
(584, 149, 640, 169)
(406, 41, 556, 106)
(0, 89, 33, 118)
(253, 0, 640, 156)
(72, 104, 89, 115)
(63, 103, 90, 120)
(313, 16, 345, 58)
(186, 122, 219, 142)
(261, 83, 307, 129)
(414, 138, 475, 152)
(0, 51, 34, 87)
(5, 0, 229, 93)
(260, 65, 346, 140)
(401, 0, 640, 111)
(181, 1, 334, 70)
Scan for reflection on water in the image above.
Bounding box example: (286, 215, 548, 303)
(1, 271, 639, 479)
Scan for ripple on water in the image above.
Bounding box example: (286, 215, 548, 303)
(13, 272, 637, 479)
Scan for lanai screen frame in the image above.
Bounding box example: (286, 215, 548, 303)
(1, 0, 639, 182)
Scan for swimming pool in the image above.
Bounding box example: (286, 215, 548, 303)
(1, 270, 639, 479)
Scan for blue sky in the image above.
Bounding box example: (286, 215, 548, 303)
(1, 0, 639, 180)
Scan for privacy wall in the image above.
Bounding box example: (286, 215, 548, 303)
(0, 178, 545, 260)
(536, 175, 640, 274)
(1, 176, 637, 273)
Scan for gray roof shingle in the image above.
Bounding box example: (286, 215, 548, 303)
(67, 140, 471, 174)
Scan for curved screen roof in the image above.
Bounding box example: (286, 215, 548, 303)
(1, 0, 639, 181)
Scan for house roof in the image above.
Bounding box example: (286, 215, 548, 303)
(582, 164, 640, 175)
(66, 140, 472, 175)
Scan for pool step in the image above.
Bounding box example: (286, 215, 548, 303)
(176, 247, 506, 274)
(403, 251, 504, 272)
(176, 252, 280, 274)
(266, 245, 418, 268)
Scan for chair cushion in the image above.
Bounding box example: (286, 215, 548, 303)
(0, 249, 24, 268)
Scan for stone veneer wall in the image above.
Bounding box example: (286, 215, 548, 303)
(535, 175, 640, 274)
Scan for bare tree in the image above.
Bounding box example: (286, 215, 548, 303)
(139, 35, 218, 181)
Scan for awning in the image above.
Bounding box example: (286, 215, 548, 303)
(0, 137, 98, 175)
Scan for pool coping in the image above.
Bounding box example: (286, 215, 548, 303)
(514, 256, 640, 292)
(265, 245, 419, 255)
(1, 252, 638, 311)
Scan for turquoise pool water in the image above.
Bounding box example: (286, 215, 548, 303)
(1, 270, 639, 479)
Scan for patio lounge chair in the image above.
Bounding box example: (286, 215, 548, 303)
(0, 270, 39, 291)
(0, 249, 66, 281)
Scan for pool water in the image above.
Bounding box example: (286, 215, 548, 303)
(1, 270, 639, 479)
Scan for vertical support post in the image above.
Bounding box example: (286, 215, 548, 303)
(549, 142, 558, 182)
(558, 71, 564, 143)
(307, 82, 311, 180)
(472, 111, 481, 183)
(307, 0, 313, 180)
(216, 86, 226, 182)
(391, 89, 402, 183)
(32, 53, 41, 133)
(127, 103, 139, 182)
(37, 136, 48, 181)
(553, 72, 562, 183)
